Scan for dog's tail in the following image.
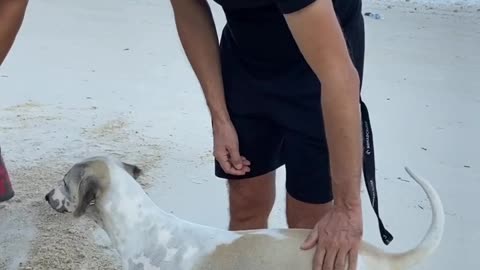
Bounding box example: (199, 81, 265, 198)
(388, 167, 445, 268)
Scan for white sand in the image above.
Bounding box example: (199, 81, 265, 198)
(0, 0, 479, 269)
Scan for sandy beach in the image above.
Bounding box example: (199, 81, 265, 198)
(0, 0, 479, 269)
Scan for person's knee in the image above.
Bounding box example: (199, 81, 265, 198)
(229, 190, 274, 230)
(286, 193, 333, 229)
(229, 205, 270, 230)
(228, 173, 276, 230)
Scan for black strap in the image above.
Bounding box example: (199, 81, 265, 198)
(360, 100, 394, 245)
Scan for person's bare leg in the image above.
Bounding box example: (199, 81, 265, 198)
(227, 171, 276, 230)
(286, 193, 333, 229)
(0, 0, 28, 65)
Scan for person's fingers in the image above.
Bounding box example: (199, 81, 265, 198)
(334, 248, 348, 270)
(241, 166, 251, 173)
(240, 157, 251, 173)
(347, 247, 359, 270)
(312, 248, 326, 270)
(214, 146, 251, 175)
(241, 156, 251, 166)
(227, 144, 243, 170)
(301, 227, 319, 250)
(322, 248, 338, 270)
(215, 149, 244, 176)
(217, 158, 235, 174)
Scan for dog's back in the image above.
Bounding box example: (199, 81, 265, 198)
(193, 229, 315, 270)
(194, 167, 444, 270)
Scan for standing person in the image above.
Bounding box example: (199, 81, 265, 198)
(170, 0, 393, 269)
(0, 0, 29, 202)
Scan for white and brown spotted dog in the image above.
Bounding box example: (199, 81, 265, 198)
(45, 156, 444, 270)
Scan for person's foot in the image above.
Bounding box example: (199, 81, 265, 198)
(0, 147, 14, 202)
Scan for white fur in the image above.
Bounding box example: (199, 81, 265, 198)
(95, 163, 241, 270)
(49, 157, 444, 270)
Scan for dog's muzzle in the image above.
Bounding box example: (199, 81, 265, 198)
(45, 189, 69, 213)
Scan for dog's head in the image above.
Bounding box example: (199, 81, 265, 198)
(45, 156, 142, 217)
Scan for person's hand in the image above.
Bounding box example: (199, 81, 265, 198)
(213, 120, 250, 175)
(301, 205, 363, 270)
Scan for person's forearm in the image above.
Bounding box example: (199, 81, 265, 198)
(0, 0, 28, 65)
(322, 71, 363, 209)
(170, 0, 230, 124)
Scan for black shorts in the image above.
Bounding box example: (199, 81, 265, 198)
(214, 4, 366, 204)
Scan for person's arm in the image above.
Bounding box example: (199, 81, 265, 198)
(278, 0, 363, 270)
(170, 0, 230, 125)
(0, 0, 28, 65)
(170, 0, 249, 175)
(283, 0, 362, 209)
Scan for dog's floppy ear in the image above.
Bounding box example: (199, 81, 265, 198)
(73, 175, 99, 217)
(122, 162, 142, 180)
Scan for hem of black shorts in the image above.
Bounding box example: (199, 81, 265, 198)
(215, 163, 284, 180)
(286, 189, 333, 205)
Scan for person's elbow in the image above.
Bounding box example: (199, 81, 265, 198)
(321, 62, 361, 99)
(341, 64, 361, 94)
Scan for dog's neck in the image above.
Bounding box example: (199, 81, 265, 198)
(92, 168, 183, 251)
(89, 167, 239, 269)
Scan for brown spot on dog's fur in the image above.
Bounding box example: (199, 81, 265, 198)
(195, 229, 315, 270)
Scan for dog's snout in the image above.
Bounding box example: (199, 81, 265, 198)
(44, 188, 70, 214)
